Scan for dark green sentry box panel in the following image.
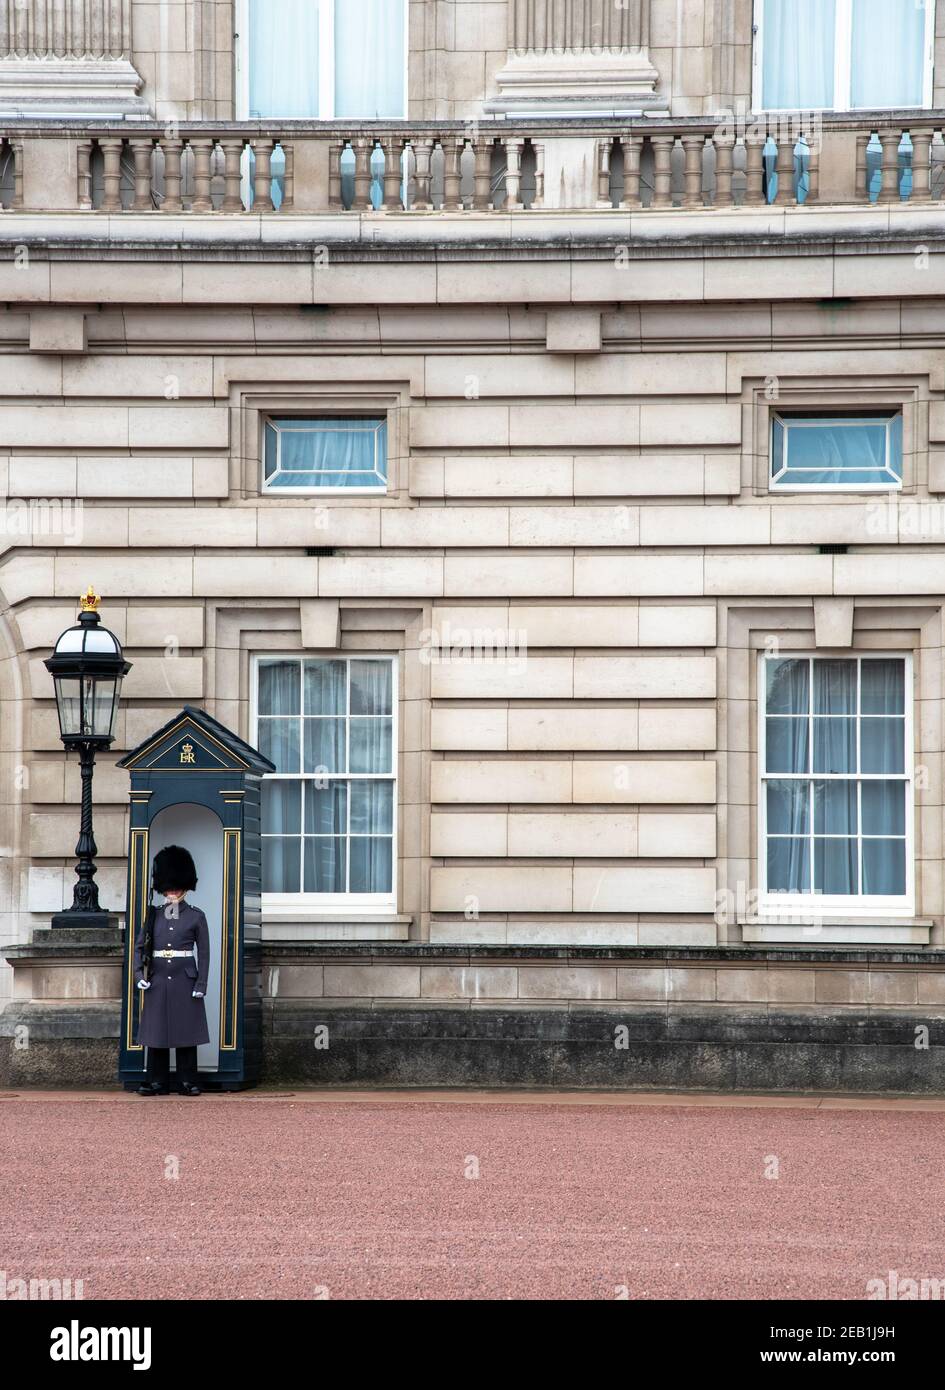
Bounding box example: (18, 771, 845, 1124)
(116, 707, 274, 1091)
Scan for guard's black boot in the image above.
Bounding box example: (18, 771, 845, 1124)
(136, 1082, 168, 1096)
(177, 1083, 201, 1096)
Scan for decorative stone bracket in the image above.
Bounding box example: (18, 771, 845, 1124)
(0, 0, 146, 116)
(488, 0, 662, 114)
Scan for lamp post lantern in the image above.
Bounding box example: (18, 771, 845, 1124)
(44, 588, 131, 929)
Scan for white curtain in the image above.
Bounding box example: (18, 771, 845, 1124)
(276, 420, 386, 488)
(334, 0, 406, 117)
(248, 0, 319, 117)
(852, 0, 926, 108)
(763, 0, 836, 109)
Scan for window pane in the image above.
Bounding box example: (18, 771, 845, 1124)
(304, 718, 346, 774)
(304, 659, 346, 716)
(860, 718, 905, 774)
(305, 780, 347, 835)
(814, 659, 856, 716)
(258, 660, 300, 715)
(814, 837, 858, 895)
(861, 659, 904, 715)
(767, 718, 809, 774)
(350, 659, 393, 715)
(264, 421, 278, 480)
(334, 0, 406, 118)
(762, 0, 835, 108)
(350, 836, 393, 893)
(771, 416, 785, 477)
(852, 0, 926, 109)
(257, 718, 300, 774)
(862, 838, 907, 895)
(350, 780, 394, 835)
(813, 717, 856, 774)
(766, 658, 809, 714)
(814, 780, 857, 835)
(766, 780, 810, 836)
(350, 718, 393, 774)
(767, 837, 810, 893)
(862, 781, 906, 837)
(248, 0, 318, 117)
(772, 416, 900, 488)
(266, 418, 387, 490)
(262, 781, 302, 835)
(262, 836, 301, 893)
(304, 837, 347, 893)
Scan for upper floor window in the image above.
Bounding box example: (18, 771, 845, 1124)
(263, 416, 388, 493)
(256, 655, 397, 909)
(756, 0, 934, 111)
(242, 0, 407, 118)
(761, 655, 913, 912)
(770, 410, 903, 491)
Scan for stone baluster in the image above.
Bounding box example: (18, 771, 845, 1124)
(190, 138, 214, 212)
(681, 133, 705, 209)
(908, 129, 933, 203)
(618, 134, 642, 208)
(877, 129, 902, 204)
(380, 136, 402, 211)
(532, 141, 545, 208)
(442, 137, 463, 211)
(743, 132, 767, 206)
(159, 135, 183, 212)
(130, 137, 154, 211)
(503, 137, 524, 211)
(250, 138, 274, 212)
(221, 139, 244, 212)
(650, 134, 675, 209)
(854, 130, 872, 202)
(805, 132, 820, 204)
(328, 140, 344, 209)
(712, 130, 735, 207)
(280, 142, 294, 211)
(10, 136, 22, 208)
(77, 138, 93, 209)
(472, 136, 493, 211)
(596, 138, 613, 208)
(774, 133, 795, 205)
(412, 137, 434, 210)
(99, 137, 124, 211)
(350, 138, 373, 211)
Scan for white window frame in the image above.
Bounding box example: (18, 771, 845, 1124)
(757, 652, 915, 918)
(253, 653, 398, 913)
(770, 410, 904, 493)
(752, 0, 936, 112)
(261, 415, 389, 495)
(235, 0, 409, 120)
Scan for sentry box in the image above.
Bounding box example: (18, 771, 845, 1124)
(117, 706, 274, 1091)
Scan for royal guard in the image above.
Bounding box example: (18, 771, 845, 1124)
(133, 845, 210, 1097)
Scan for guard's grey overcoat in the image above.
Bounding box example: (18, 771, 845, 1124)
(133, 901, 210, 1048)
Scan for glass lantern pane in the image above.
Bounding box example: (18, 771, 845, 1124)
(55, 678, 82, 736)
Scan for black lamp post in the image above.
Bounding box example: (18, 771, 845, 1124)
(44, 588, 131, 929)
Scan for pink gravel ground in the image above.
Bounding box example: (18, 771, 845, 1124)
(2, 1090, 943, 1300)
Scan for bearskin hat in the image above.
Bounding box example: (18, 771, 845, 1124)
(151, 844, 198, 895)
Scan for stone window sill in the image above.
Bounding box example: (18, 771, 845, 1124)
(262, 913, 412, 943)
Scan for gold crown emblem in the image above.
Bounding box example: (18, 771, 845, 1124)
(79, 586, 101, 613)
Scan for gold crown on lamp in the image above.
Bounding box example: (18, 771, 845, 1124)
(79, 586, 101, 613)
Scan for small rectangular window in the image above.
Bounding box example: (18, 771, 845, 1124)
(760, 654, 913, 911)
(770, 411, 902, 491)
(256, 656, 397, 907)
(263, 417, 388, 492)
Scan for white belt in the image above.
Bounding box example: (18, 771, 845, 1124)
(154, 949, 194, 959)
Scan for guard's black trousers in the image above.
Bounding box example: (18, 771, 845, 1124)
(146, 1046, 199, 1090)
